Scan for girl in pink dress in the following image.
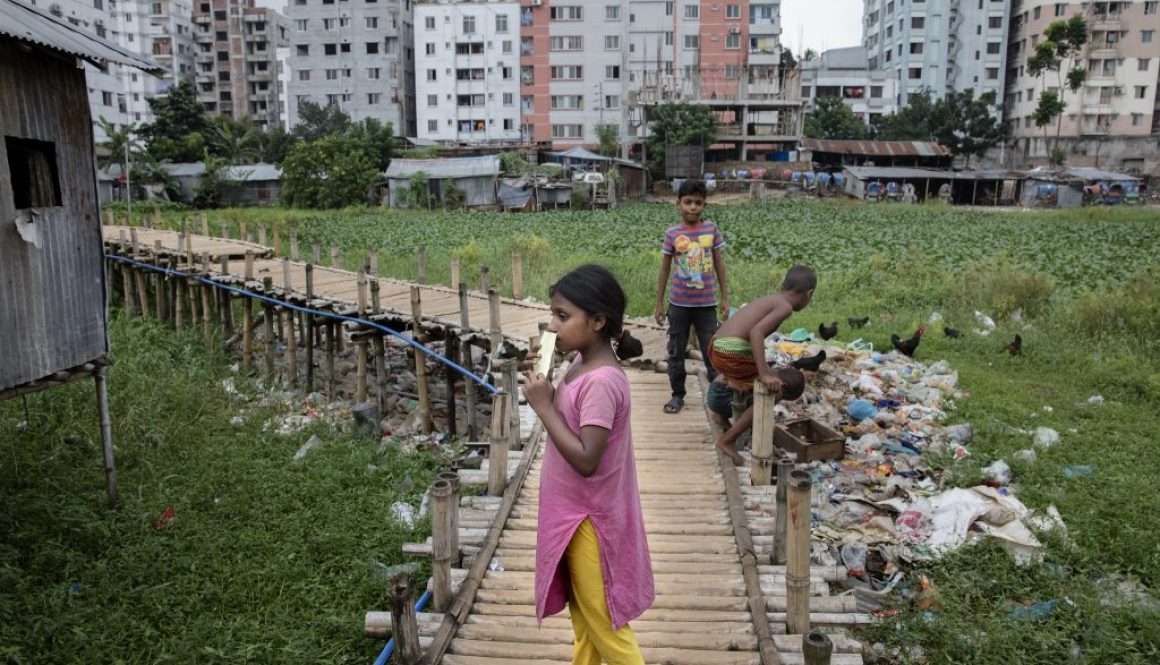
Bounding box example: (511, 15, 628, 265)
(522, 264, 653, 665)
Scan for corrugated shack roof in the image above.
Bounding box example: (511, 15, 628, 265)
(1023, 167, 1141, 182)
(0, 0, 163, 73)
(802, 139, 951, 157)
(845, 166, 1019, 180)
(99, 162, 281, 180)
(385, 155, 500, 179)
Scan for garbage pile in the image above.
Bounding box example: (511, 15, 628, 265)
(761, 333, 1069, 590)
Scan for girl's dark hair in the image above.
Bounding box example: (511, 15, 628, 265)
(549, 264, 643, 361)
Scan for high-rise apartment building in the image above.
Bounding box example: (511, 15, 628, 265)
(800, 46, 900, 126)
(193, 0, 288, 129)
(284, 0, 414, 136)
(863, 0, 1009, 107)
(31, 0, 196, 142)
(414, 1, 521, 143)
(1004, 0, 1159, 167)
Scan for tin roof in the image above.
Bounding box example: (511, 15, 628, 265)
(844, 166, 1019, 180)
(0, 0, 163, 73)
(385, 155, 501, 179)
(801, 139, 951, 157)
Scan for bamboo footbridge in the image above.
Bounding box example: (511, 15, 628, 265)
(101, 219, 869, 665)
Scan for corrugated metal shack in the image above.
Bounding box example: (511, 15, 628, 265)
(801, 139, 953, 168)
(98, 162, 283, 205)
(384, 155, 500, 209)
(0, 0, 161, 505)
(544, 146, 648, 201)
(1020, 167, 1141, 208)
(843, 166, 1022, 205)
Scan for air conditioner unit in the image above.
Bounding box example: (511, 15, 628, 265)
(531, 0, 542, 5)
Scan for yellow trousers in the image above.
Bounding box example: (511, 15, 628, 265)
(564, 518, 645, 665)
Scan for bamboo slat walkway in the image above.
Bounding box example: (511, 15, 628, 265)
(103, 225, 272, 261)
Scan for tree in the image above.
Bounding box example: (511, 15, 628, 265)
(1027, 14, 1088, 156)
(930, 90, 1007, 167)
(803, 96, 870, 140)
(873, 89, 939, 140)
(140, 79, 209, 162)
(194, 151, 237, 209)
(131, 153, 179, 201)
(208, 116, 261, 164)
(347, 118, 395, 171)
(280, 134, 379, 208)
(261, 125, 296, 165)
(595, 124, 619, 157)
(644, 102, 718, 175)
(96, 118, 141, 205)
(293, 101, 352, 141)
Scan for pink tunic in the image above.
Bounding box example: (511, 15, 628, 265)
(534, 364, 654, 630)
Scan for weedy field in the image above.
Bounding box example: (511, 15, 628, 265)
(4, 200, 1158, 664)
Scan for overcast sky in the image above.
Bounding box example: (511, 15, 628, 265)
(780, 0, 864, 57)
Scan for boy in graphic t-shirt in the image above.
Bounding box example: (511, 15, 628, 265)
(654, 179, 730, 415)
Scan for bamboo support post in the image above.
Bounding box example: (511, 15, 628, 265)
(387, 569, 422, 665)
(487, 288, 502, 353)
(355, 272, 369, 404)
(262, 278, 276, 380)
(773, 458, 794, 566)
(463, 338, 479, 441)
(312, 243, 321, 265)
(786, 469, 813, 635)
(488, 391, 511, 497)
(480, 265, 490, 294)
(200, 211, 208, 236)
(803, 629, 834, 665)
(118, 232, 134, 316)
(273, 227, 281, 257)
(450, 257, 460, 290)
(436, 470, 461, 565)
(290, 230, 300, 261)
(244, 250, 255, 282)
(305, 264, 315, 392)
(330, 246, 339, 268)
(174, 267, 185, 332)
(219, 256, 232, 341)
(152, 202, 161, 226)
(410, 286, 433, 434)
(445, 334, 459, 439)
(240, 221, 248, 243)
(220, 220, 228, 239)
(370, 278, 388, 414)
(130, 230, 149, 316)
(416, 245, 427, 284)
(504, 360, 520, 450)
(241, 294, 253, 373)
(258, 224, 267, 248)
(166, 257, 178, 326)
(200, 254, 213, 345)
(430, 478, 456, 612)
(95, 366, 118, 509)
(325, 320, 336, 400)
(511, 253, 523, 299)
(154, 240, 166, 322)
(369, 248, 378, 276)
(751, 382, 775, 486)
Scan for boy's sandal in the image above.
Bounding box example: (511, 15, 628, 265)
(663, 397, 684, 414)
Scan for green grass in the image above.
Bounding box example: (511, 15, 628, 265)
(0, 316, 446, 664)
(12, 199, 1158, 663)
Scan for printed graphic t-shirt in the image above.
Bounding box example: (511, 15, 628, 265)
(662, 220, 725, 308)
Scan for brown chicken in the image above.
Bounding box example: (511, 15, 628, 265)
(891, 325, 926, 357)
(847, 316, 870, 329)
(1005, 334, 1023, 356)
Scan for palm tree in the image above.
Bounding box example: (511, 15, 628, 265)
(96, 117, 141, 205)
(208, 116, 261, 164)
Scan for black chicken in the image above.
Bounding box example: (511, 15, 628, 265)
(847, 316, 870, 329)
(818, 321, 838, 341)
(792, 350, 827, 373)
(1005, 334, 1023, 356)
(891, 325, 926, 357)
(944, 326, 961, 338)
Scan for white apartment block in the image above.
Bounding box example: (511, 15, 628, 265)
(285, 0, 415, 136)
(1004, 0, 1160, 166)
(414, 1, 521, 143)
(34, 0, 194, 142)
(863, 0, 1009, 107)
(800, 46, 900, 126)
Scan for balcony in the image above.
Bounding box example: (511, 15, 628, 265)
(1081, 122, 1110, 135)
(1089, 45, 1119, 58)
(1089, 12, 1122, 30)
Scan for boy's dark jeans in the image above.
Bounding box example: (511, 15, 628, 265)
(666, 304, 719, 399)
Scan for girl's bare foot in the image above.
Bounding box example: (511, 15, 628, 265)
(716, 439, 744, 466)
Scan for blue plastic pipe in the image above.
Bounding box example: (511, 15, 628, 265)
(104, 253, 498, 393)
(372, 590, 433, 665)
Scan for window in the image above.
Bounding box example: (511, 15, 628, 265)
(324, 43, 336, 55)
(1131, 113, 1143, 126)
(605, 35, 620, 49)
(215, 30, 227, 41)
(366, 41, 379, 54)
(6, 137, 62, 208)
(664, 31, 673, 46)
(1147, 2, 1158, 14)
(606, 4, 619, 19)
(1140, 59, 1151, 71)
(214, 9, 225, 19)
(425, 16, 435, 29)
(428, 119, 438, 132)
(503, 40, 512, 53)
(986, 67, 999, 79)
(1033, 7, 1041, 19)
(463, 16, 475, 33)
(726, 33, 740, 49)
(425, 42, 435, 55)
(323, 18, 335, 29)
(1143, 30, 1155, 43)
(503, 92, 513, 106)
(910, 42, 923, 54)
(366, 16, 377, 28)
(326, 68, 338, 80)
(425, 94, 437, 108)
(294, 18, 307, 31)
(503, 119, 515, 130)
(1054, 3, 1066, 16)
(988, 16, 1002, 28)
(551, 124, 583, 138)
(987, 42, 1001, 54)
(909, 67, 922, 79)
(551, 65, 583, 79)
(684, 4, 698, 19)
(911, 17, 924, 29)
(549, 6, 582, 20)
(726, 4, 740, 18)
(427, 69, 437, 81)
(725, 64, 740, 78)
(870, 85, 883, 98)
(684, 35, 699, 49)
(550, 95, 584, 109)
(368, 93, 381, 104)
(1136, 85, 1148, 99)
(605, 65, 621, 79)
(496, 14, 508, 32)
(502, 66, 513, 79)
(341, 43, 351, 53)
(604, 94, 620, 108)
(550, 36, 583, 50)
(665, 1, 673, 15)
